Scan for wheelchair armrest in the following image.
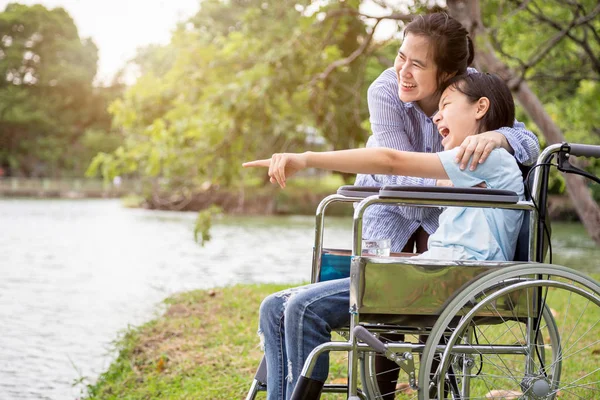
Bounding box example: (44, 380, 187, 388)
(379, 185, 519, 204)
(336, 185, 381, 198)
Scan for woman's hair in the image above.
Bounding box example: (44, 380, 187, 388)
(442, 73, 515, 133)
(404, 13, 474, 91)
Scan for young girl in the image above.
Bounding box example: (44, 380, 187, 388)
(244, 73, 524, 400)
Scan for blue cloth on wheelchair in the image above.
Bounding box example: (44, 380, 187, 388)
(422, 148, 525, 261)
(320, 253, 351, 281)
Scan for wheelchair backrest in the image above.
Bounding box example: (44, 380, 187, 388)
(513, 163, 550, 263)
(513, 212, 530, 262)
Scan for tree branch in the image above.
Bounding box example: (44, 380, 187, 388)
(563, 0, 600, 42)
(521, 15, 576, 71)
(523, 1, 600, 74)
(312, 18, 382, 84)
(352, 60, 367, 135)
(489, 30, 528, 72)
(528, 72, 600, 82)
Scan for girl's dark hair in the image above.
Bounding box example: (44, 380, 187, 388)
(404, 13, 474, 91)
(442, 73, 515, 132)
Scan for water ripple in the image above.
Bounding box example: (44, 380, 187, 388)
(0, 199, 351, 399)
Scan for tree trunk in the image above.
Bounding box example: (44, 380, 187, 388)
(447, 0, 600, 246)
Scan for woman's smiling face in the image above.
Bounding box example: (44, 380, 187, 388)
(433, 84, 488, 150)
(394, 34, 441, 115)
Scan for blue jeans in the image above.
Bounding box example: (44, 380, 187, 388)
(258, 278, 351, 400)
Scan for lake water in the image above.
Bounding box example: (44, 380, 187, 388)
(0, 199, 598, 399)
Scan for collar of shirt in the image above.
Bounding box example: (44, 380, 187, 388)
(404, 100, 436, 119)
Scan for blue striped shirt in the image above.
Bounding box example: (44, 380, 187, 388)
(355, 68, 540, 252)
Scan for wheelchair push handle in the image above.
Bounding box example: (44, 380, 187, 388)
(553, 142, 600, 185)
(353, 326, 387, 354)
(567, 143, 600, 159)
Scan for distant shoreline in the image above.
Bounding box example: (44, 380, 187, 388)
(0, 178, 583, 221)
(0, 177, 136, 199)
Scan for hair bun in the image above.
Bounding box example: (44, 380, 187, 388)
(466, 36, 475, 66)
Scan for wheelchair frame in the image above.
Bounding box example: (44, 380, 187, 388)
(247, 142, 600, 400)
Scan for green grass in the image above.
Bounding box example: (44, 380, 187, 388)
(84, 284, 351, 400)
(86, 276, 600, 400)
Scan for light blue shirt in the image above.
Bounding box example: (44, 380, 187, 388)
(420, 148, 525, 261)
(355, 68, 539, 252)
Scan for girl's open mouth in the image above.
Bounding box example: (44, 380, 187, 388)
(439, 127, 450, 137)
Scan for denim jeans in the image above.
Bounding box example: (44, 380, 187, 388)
(258, 278, 351, 400)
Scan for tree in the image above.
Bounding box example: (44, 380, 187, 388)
(0, 3, 113, 177)
(90, 0, 376, 204)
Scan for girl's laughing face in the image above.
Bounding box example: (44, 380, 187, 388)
(433, 84, 489, 150)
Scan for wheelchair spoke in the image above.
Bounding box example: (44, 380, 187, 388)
(373, 366, 401, 378)
(554, 382, 600, 400)
(548, 337, 600, 371)
(558, 374, 600, 393)
(557, 313, 599, 358)
(561, 295, 590, 352)
(418, 267, 600, 400)
(478, 288, 528, 348)
(467, 326, 524, 384)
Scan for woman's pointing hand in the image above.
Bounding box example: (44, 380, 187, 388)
(243, 153, 308, 188)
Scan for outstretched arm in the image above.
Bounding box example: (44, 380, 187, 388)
(243, 148, 448, 188)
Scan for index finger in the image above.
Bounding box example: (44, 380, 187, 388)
(242, 159, 272, 168)
(468, 141, 487, 171)
(454, 143, 466, 165)
(458, 141, 477, 170)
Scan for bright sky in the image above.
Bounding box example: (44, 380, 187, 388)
(0, 0, 201, 84)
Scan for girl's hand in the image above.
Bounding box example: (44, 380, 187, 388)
(455, 131, 511, 171)
(242, 153, 308, 188)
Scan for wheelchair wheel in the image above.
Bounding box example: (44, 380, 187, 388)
(419, 264, 600, 400)
(359, 306, 557, 400)
(361, 349, 420, 399)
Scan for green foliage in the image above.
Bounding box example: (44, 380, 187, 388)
(88, 0, 599, 202)
(0, 3, 123, 177)
(481, 0, 600, 188)
(193, 205, 222, 246)
(90, 0, 376, 196)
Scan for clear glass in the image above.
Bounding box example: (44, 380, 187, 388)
(361, 238, 391, 257)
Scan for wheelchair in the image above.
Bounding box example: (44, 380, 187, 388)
(246, 142, 600, 399)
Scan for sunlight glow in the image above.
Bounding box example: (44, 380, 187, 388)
(0, 0, 200, 84)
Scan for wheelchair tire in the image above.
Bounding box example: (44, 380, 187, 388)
(418, 264, 600, 400)
(358, 307, 557, 400)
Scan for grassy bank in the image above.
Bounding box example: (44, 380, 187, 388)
(86, 277, 600, 399)
(85, 284, 349, 400)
